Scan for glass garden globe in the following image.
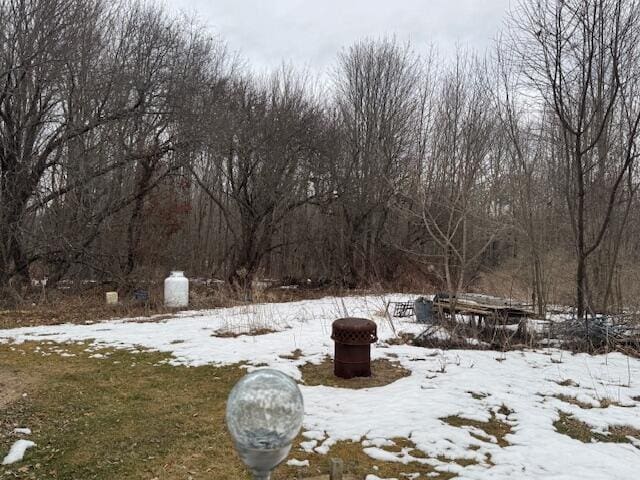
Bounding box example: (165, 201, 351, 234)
(226, 369, 304, 479)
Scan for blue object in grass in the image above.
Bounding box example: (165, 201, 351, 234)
(414, 296, 434, 324)
(133, 290, 149, 302)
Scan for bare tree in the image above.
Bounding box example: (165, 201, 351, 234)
(495, 42, 555, 315)
(509, 0, 640, 319)
(412, 53, 505, 298)
(330, 38, 421, 286)
(191, 69, 323, 294)
(0, 0, 219, 294)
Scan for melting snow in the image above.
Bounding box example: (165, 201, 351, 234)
(2, 440, 35, 465)
(1, 295, 640, 479)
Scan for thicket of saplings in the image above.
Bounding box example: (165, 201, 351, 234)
(2, 0, 640, 349)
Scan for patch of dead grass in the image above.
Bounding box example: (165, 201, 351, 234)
(553, 412, 597, 443)
(604, 425, 640, 443)
(467, 391, 489, 400)
(554, 412, 640, 447)
(0, 285, 390, 330)
(279, 349, 303, 360)
(385, 333, 415, 345)
(275, 439, 463, 480)
(299, 356, 411, 389)
(497, 404, 514, 416)
(0, 369, 33, 410)
(0, 285, 214, 330)
(442, 413, 513, 448)
(598, 397, 622, 408)
(554, 394, 621, 409)
(556, 379, 579, 387)
(380, 437, 417, 453)
(211, 327, 277, 338)
(554, 394, 595, 409)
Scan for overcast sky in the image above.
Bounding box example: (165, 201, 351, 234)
(166, 0, 514, 76)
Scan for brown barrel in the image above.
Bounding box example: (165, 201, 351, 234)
(331, 318, 377, 379)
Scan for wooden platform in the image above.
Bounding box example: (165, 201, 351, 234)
(434, 294, 534, 325)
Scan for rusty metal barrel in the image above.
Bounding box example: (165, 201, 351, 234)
(331, 318, 377, 379)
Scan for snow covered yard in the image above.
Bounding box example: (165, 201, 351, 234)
(1, 295, 640, 479)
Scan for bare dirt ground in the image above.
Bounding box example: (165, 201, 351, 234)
(0, 366, 38, 446)
(0, 369, 24, 409)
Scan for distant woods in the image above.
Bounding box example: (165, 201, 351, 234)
(1, 0, 640, 318)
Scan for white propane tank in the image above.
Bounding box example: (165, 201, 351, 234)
(164, 271, 189, 308)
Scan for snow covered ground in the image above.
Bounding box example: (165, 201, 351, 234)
(1, 295, 640, 479)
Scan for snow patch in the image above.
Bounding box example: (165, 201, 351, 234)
(2, 440, 36, 465)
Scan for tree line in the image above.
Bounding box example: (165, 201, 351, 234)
(1, 0, 639, 319)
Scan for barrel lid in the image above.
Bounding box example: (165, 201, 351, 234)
(331, 317, 377, 345)
(332, 317, 376, 332)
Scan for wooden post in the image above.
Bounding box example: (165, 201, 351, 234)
(329, 458, 343, 480)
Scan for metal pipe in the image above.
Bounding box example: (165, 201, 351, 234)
(252, 472, 271, 480)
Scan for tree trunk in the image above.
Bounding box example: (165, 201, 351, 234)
(125, 159, 154, 276)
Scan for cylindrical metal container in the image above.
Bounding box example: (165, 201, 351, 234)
(331, 318, 377, 379)
(164, 271, 189, 308)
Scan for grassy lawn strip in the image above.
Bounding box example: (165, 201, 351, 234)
(0, 342, 249, 479)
